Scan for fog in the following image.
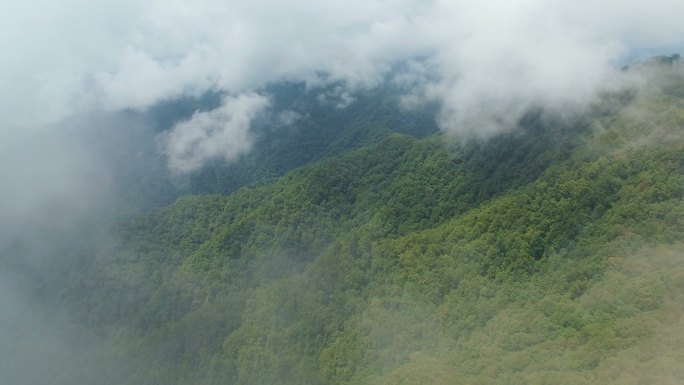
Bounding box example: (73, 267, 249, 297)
(1, 1, 684, 384)
(4, 0, 684, 135)
(3, 1, 684, 172)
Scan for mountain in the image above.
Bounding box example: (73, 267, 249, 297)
(122, 81, 439, 212)
(3, 60, 684, 385)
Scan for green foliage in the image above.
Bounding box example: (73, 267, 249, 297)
(52, 70, 684, 384)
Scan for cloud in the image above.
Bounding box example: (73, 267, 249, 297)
(0, 111, 156, 247)
(2, 0, 684, 160)
(0, 128, 105, 238)
(161, 93, 270, 175)
(0, 3, 683, 382)
(418, 0, 684, 136)
(409, 0, 625, 136)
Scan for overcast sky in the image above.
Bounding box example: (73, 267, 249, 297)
(2, 0, 684, 174)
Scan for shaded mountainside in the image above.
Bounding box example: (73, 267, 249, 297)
(8, 64, 684, 385)
(124, 81, 439, 211)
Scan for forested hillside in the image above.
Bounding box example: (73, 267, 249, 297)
(4, 62, 683, 385)
(124, 82, 439, 211)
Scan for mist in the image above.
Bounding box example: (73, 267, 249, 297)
(2, 1, 684, 174)
(162, 93, 270, 175)
(0, 110, 162, 385)
(4, 1, 684, 136)
(1, 1, 684, 384)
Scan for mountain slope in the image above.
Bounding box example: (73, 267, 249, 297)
(124, 81, 440, 212)
(12, 62, 684, 385)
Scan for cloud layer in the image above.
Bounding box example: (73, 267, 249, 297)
(2, 0, 684, 168)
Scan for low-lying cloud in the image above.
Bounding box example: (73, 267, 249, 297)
(161, 93, 270, 175)
(2, 0, 684, 168)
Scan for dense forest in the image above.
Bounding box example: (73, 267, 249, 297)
(1, 59, 683, 385)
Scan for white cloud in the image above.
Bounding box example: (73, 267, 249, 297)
(161, 93, 269, 175)
(410, 0, 626, 136)
(2, 0, 684, 154)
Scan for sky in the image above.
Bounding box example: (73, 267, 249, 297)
(1, 0, 684, 179)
